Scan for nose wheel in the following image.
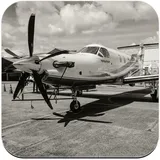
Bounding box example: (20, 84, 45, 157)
(70, 100, 81, 114)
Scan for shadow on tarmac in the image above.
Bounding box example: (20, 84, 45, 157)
(34, 88, 153, 127)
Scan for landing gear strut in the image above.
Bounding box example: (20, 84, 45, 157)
(77, 90, 83, 96)
(70, 90, 82, 114)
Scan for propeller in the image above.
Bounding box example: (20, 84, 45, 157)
(32, 71, 53, 109)
(39, 50, 69, 62)
(13, 14, 53, 110)
(13, 72, 30, 99)
(28, 13, 35, 57)
(4, 48, 21, 58)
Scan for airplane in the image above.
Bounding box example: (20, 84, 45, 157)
(6, 14, 159, 113)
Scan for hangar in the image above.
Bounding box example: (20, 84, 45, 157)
(2, 57, 21, 81)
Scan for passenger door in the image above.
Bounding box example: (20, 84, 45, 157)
(99, 47, 111, 71)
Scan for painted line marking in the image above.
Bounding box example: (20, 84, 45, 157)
(2, 114, 51, 130)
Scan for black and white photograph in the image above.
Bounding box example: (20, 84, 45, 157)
(1, 1, 159, 158)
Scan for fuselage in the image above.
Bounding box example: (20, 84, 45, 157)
(13, 44, 140, 86)
(39, 44, 138, 86)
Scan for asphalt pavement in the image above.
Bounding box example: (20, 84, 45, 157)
(2, 82, 159, 158)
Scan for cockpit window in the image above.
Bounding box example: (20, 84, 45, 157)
(100, 48, 110, 58)
(118, 55, 122, 62)
(123, 56, 126, 63)
(79, 47, 99, 54)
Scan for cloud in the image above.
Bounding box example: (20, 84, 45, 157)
(2, 23, 17, 48)
(14, 1, 158, 36)
(2, 1, 158, 55)
(59, 3, 112, 34)
(14, 1, 156, 37)
(95, 1, 157, 22)
(15, 2, 113, 36)
(141, 31, 159, 43)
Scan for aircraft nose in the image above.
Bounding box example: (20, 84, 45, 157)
(13, 60, 25, 69)
(13, 61, 23, 67)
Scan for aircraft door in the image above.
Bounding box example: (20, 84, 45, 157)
(99, 47, 111, 71)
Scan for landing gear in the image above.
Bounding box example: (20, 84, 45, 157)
(77, 90, 82, 96)
(70, 90, 82, 114)
(151, 90, 158, 102)
(70, 100, 81, 113)
(150, 81, 158, 102)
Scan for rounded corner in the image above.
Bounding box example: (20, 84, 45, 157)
(1, 137, 22, 159)
(138, 134, 159, 159)
(139, 0, 159, 24)
(1, 1, 18, 22)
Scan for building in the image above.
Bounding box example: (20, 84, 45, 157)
(117, 43, 159, 75)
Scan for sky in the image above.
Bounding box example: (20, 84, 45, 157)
(1, 1, 159, 56)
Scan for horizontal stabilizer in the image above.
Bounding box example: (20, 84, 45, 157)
(117, 43, 158, 49)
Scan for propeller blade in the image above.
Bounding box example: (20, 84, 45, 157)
(39, 50, 69, 62)
(13, 72, 30, 99)
(28, 14, 35, 57)
(4, 49, 20, 58)
(47, 48, 62, 54)
(32, 71, 53, 110)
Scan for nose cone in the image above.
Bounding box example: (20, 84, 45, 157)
(13, 57, 41, 73)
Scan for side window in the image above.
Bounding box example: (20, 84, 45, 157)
(118, 55, 122, 62)
(100, 48, 110, 58)
(123, 56, 126, 63)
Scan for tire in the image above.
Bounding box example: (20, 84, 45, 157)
(70, 100, 81, 114)
(151, 90, 158, 102)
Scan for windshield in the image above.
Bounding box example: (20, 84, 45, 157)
(79, 47, 99, 54)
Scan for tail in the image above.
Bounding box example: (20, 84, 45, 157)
(137, 43, 144, 63)
(137, 43, 145, 75)
(129, 44, 145, 76)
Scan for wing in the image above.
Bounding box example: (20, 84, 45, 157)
(123, 74, 159, 84)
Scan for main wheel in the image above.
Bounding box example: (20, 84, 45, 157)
(151, 90, 158, 102)
(70, 100, 81, 114)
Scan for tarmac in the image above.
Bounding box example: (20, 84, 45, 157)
(1, 81, 159, 158)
